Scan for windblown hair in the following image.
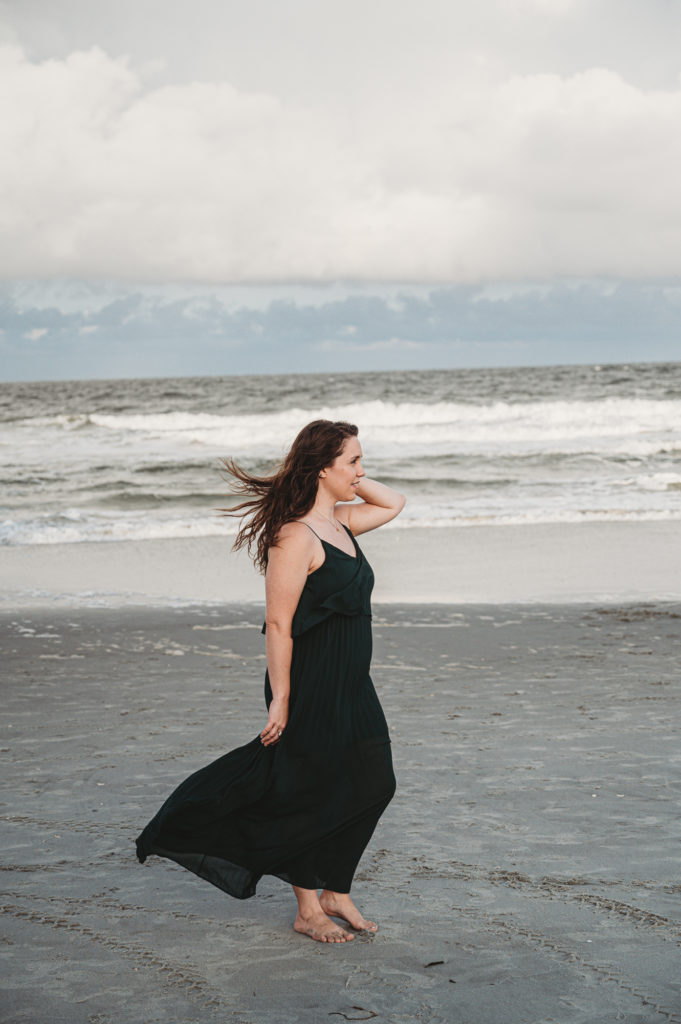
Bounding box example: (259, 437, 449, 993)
(222, 419, 359, 573)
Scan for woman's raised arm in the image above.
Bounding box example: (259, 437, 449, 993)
(340, 477, 406, 536)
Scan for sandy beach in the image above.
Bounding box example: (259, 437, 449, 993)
(2, 521, 681, 609)
(2, 596, 680, 1023)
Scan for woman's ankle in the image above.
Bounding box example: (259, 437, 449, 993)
(292, 885, 323, 915)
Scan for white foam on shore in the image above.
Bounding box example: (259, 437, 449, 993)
(3, 505, 680, 547)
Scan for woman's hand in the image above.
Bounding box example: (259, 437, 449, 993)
(344, 477, 406, 536)
(260, 695, 289, 746)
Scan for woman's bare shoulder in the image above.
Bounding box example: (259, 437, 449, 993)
(267, 521, 320, 579)
(272, 520, 318, 550)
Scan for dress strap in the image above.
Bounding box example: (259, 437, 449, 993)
(295, 520, 323, 541)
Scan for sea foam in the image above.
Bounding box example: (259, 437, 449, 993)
(3, 365, 680, 545)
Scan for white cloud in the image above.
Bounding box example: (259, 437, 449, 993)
(316, 337, 422, 353)
(2, 279, 680, 381)
(1, 39, 681, 283)
(498, 0, 583, 14)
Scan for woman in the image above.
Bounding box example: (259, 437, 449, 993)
(136, 419, 405, 943)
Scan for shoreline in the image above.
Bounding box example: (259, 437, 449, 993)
(1, 520, 680, 609)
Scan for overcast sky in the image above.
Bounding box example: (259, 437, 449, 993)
(1, 0, 680, 380)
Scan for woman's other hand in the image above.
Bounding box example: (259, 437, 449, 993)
(261, 695, 289, 746)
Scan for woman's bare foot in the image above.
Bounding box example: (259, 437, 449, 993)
(319, 892, 378, 932)
(294, 910, 355, 943)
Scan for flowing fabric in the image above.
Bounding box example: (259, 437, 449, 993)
(135, 525, 395, 898)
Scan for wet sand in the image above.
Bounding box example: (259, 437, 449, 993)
(1, 601, 680, 1024)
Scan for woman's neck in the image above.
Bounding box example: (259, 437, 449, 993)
(312, 486, 337, 520)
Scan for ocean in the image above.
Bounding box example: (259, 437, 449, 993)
(1, 362, 680, 547)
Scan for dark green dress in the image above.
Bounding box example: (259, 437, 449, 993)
(135, 525, 395, 898)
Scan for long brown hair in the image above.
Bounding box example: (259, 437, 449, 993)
(222, 419, 359, 573)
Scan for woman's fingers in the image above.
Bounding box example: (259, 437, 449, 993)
(260, 698, 289, 745)
(260, 719, 286, 745)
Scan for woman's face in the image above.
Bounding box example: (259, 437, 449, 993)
(320, 436, 365, 501)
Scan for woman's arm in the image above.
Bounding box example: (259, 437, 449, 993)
(260, 523, 316, 746)
(338, 477, 406, 536)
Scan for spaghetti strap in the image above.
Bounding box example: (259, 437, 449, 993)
(295, 520, 322, 541)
